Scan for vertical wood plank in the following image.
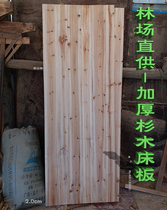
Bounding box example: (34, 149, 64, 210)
(43, 4, 124, 206)
(42, 4, 56, 205)
(114, 8, 124, 201)
(107, 5, 116, 202)
(82, 5, 91, 203)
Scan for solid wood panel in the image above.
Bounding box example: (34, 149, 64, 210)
(43, 4, 124, 206)
(114, 7, 124, 197)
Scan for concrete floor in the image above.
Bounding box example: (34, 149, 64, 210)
(27, 169, 167, 210)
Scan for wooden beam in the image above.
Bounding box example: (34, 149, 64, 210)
(4, 58, 167, 81)
(0, 21, 35, 34)
(155, 139, 167, 191)
(123, 100, 167, 107)
(3, 1, 12, 9)
(2, 204, 9, 210)
(4, 59, 167, 81)
(6, 59, 43, 70)
(0, 38, 5, 151)
(5, 39, 17, 57)
(5, 44, 21, 65)
(125, 184, 167, 198)
(5, 60, 167, 81)
(0, 1, 13, 17)
(96, 0, 127, 8)
(0, 32, 22, 39)
(5, 37, 30, 45)
(123, 68, 167, 80)
(0, 201, 4, 210)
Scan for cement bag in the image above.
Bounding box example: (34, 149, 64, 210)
(2, 126, 45, 209)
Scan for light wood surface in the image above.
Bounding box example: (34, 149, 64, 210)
(114, 8, 124, 197)
(43, 4, 124, 206)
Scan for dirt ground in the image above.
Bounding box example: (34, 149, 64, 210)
(26, 169, 167, 210)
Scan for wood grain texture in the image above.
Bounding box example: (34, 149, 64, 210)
(43, 4, 124, 206)
(5, 44, 21, 64)
(0, 21, 35, 34)
(5, 39, 17, 57)
(0, 0, 13, 17)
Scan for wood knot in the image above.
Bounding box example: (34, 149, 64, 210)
(59, 35, 68, 44)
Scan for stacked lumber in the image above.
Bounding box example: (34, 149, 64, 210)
(43, 4, 124, 206)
